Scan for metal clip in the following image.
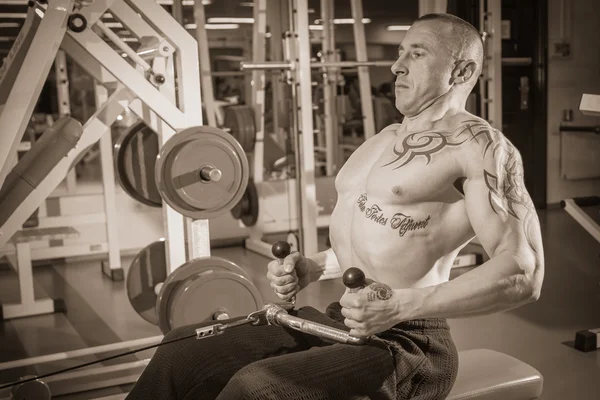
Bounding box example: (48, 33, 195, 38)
(247, 308, 269, 326)
(195, 323, 225, 340)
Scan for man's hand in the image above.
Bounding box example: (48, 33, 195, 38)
(339, 282, 424, 337)
(266, 252, 312, 301)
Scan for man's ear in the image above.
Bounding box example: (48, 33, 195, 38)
(451, 60, 477, 85)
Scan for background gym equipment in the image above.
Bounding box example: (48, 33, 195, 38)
(230, 179, 260, 227)
(126, 210, 264, 333)
(114, 121, 163, 208)
(155, 125, 249, 220)
(223, 105, 257, 153)
(126, 239, 168, 325)
(155, 256, 263, 334)
(0, 1, 576, 398)
(559, 93, 600, 245)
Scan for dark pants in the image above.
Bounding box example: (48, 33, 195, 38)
(126, 302, 459, 400)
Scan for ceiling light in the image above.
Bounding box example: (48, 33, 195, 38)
(207, 17, 254, 24)
(205, 23, 239, 30)
(314, 18, 371, 25)
(0, 37, 17, 41)
(104, 22, 123, 28)
(0, 22, 20, 28)
(157, 0, 211, 4)
(309, 25, 323, 31)
(386, 25, 411, 31)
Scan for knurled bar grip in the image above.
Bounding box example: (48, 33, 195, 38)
(265, 304, 368, 345)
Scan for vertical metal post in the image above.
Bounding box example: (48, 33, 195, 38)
(350, 0, 375, 139)
(171, 0, 183, 24)
(479, 0, 487, 121)
(251, 0, 268, 183)
(95, 84, 122, 276)
(488, 0, 502, 130)
(193, 1, 217, 127)
(479, 0, 502, 129)
(54, 49, 78, 194)
(321, 0, 338, 176)
(292, 0, 318, 256)
(268, 0, 288, 147)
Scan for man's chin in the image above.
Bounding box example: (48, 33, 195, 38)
(395, 103, 413, 117)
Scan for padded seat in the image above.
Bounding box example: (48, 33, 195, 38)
(448, 349, 543, 400)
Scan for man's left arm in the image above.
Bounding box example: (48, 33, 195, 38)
(408, 137, 545, 320)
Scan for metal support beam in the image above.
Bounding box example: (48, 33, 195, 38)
(0, 1, 73, 190)
(193, 1, 217, 127)
(350, 0, 375, 139)
(293, 0, 318, 256)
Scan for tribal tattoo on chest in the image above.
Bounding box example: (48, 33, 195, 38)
(381, 119, 493, 169)
(357, 193, 431, 236)
(379, 119, 540, 254)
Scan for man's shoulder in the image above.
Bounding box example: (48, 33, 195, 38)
(450, 114, 522, 177)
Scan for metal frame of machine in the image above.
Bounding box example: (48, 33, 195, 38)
(0, 0, 208, 397)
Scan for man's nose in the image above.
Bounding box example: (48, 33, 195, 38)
(391, 58, 407, 76)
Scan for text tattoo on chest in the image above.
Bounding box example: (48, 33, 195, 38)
(357, 193, 431, 236)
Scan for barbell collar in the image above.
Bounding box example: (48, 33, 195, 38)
(199, 165, 222, 182)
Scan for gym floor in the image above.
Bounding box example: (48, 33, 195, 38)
(0, 206, 599, 399)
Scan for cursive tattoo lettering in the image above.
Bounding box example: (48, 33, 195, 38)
(356, 193, 431, 236)
(365, 204, 388, 226)
(367, 283, 394, 301)
(391, 213, 431, 236)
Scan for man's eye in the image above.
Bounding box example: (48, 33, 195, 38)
(413, 52, 423, 58)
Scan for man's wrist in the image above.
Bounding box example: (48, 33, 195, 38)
(392, 286, 434, 322)
(305, 253, 327, 284)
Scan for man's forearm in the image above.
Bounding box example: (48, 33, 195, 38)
(409, 253, 540, 320)
(305, 248, 339, 285)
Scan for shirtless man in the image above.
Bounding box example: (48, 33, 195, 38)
(126, 13, 544, 400)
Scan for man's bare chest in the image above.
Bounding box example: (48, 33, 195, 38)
(338, 129, 468, 204)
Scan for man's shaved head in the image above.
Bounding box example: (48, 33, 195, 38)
(414, 13, 484, 80)
(391, 13, 485, 116)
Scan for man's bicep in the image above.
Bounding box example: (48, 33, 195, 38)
(463, 177, 530, 257)
(462, 143, 543, 264)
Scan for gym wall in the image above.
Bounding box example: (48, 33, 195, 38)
(546, 0, 600, 204)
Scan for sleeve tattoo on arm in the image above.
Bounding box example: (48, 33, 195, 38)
(482, 136, 540, 254)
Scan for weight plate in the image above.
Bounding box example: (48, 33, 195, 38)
(223, 105, 256, 153)
(114, 122, 162, 207)
(241, 179, 259, 227)
(126, 240, 167, 325)
(156, 256, 258, 334)
(166, 271, 263, 333)
(155, 126, 249, 220)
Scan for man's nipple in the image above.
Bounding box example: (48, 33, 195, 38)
(391, 186, 403, 196)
